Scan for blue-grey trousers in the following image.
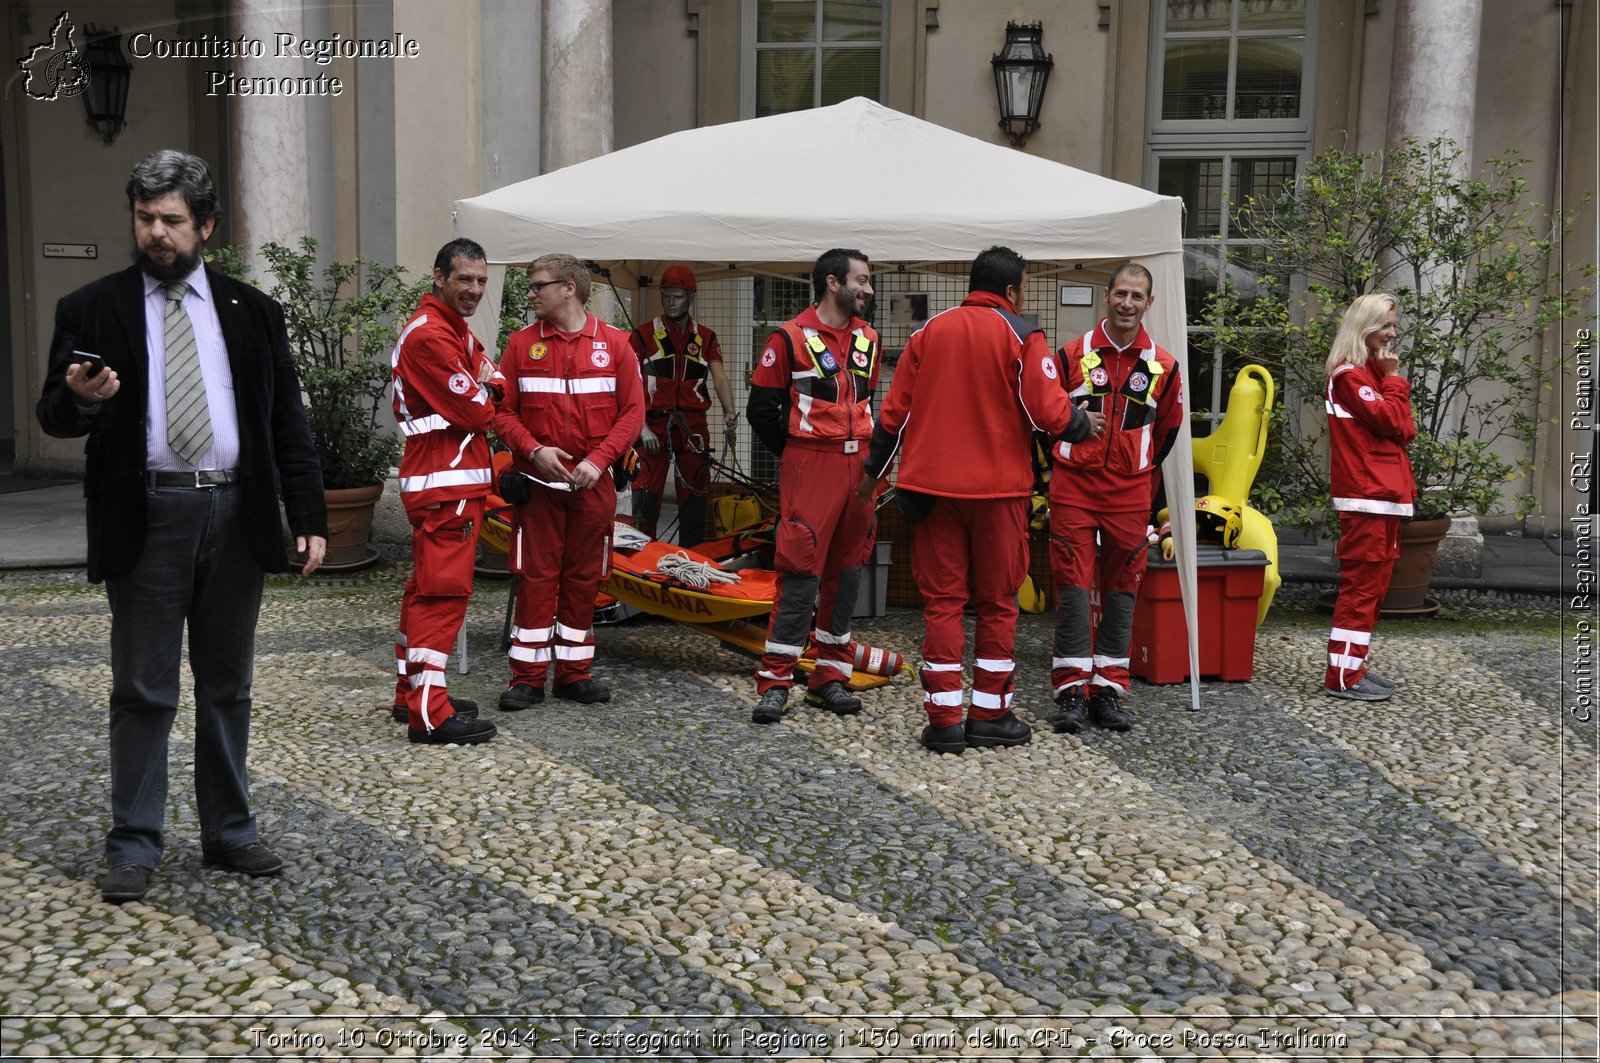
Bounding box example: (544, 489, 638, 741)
(103, 483, 264, 868)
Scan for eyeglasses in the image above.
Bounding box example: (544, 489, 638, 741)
(527, 279, 567, 294)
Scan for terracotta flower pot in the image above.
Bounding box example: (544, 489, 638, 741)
(322, 483, 384, 570)
(1383, 515, 1453, 610)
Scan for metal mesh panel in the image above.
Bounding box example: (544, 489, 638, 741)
(679, 262, 1106, 477)
(636, 261, 1109, 583)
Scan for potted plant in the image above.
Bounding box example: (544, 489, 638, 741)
(253, 238, 427, 568)
(1203, 137, 1590, 606)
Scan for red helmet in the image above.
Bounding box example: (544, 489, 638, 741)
(660, 264, 697, 292)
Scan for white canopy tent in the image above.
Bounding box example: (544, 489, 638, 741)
(454, 97, 1205, 709)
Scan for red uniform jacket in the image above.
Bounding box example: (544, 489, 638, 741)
(1326, 360, 1417, 516)
(629, 315, 722, 414)
(749, 306, 880, 453)
(1051, 320, 1184, 512)
(494, 314, 645, 477)
(392, 292, 502, 510)
(867, 291, 1077, 498)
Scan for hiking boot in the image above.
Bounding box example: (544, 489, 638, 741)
(409, 715, 498, 745)
(1088, 688, 1132, 731)
(553, 678, 611, 703)
(1324, 676, 1393, 702)
(752, 687, 789, 724)
(920, 722, 966, 755)
(1052, 687, 1088, 734)
(497, 684, 545, 712)
(805, 680, 862, 716)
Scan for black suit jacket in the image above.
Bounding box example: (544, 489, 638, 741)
(36, 264, 328, 583)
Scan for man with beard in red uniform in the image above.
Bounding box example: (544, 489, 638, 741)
(858, 246, 1100, 754)
(1048, 263, 1183, 735)
(494, 254, 645, 711)
(747, 249, 880, 724)
(390, 238, 503, 746)
(628, 264, 739, 547)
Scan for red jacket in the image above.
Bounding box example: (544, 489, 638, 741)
(1326, 360, 1417, 516)
(629, 315, 722, 414)
(392, 292, 502, 509)
(494, 314, 645, 477)
(749, 306, 880, 451)
(867, 291, 1076, 498)
(1051, 320, 1183, 512)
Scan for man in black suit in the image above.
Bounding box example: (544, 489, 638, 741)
(36, 150, 328, 904)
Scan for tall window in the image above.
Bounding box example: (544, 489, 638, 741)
(1147, 0, 1316, 424)
(743, 0, 886, 118)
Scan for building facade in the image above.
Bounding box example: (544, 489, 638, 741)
(3, 0, 1594, 530)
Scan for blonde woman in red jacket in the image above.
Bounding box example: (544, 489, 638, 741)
(1323, 292, 1417, 701)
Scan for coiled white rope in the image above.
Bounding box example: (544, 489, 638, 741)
(651, 551, 741, 588)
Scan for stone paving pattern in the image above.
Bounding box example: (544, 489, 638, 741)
(0, 563, 1595, 1060)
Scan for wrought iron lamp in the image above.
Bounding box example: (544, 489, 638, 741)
(81, 24, 131, 144)
(991, 21, 1053, 148)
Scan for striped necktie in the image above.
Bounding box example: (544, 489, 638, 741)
(161, 280, 213, 465)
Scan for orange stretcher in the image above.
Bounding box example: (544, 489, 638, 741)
(476, 459, 905, 690)
(602, 529, 904, 691)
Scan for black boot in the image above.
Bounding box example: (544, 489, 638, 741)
(633, 489, 661, 538)
(1088, 688, 1132, 731)
(1051, 687, 1088, 734)
(805, 680, 862, 716)
(965, 712, 1032, 747)
(752, 687, 789, 724)
(497, 684, 544, 712)
(920, 722, 966, 755)
(679, 495, 708, 549)
(392, 695, 479, 724)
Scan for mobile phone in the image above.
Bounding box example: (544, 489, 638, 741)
(74, 351, 106, 376)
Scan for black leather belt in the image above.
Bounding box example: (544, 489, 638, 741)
(147, 469, 239, 488)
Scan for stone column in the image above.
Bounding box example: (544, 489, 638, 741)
(230, 0, 312, 280)
(542, 0, 614, 170)
(542, 0, 620, 509)
(1387, 0, 1484, 563)
(1386, 0, 1483, 159)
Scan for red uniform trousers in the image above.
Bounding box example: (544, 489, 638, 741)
(1049, 504, 1151, 695)
(634, 409, 711, 544)
(1326, 513, 1401, 690)
(396, 497, 484, 732)
(911, 496, 1029, 727)
(756, 445, 874, 695)
(509, 480, 616, 689)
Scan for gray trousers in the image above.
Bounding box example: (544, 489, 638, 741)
(104, 483, 264, 868)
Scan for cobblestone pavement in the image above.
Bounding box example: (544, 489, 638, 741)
(0, 564, 1594, 1060)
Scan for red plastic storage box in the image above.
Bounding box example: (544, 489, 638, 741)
(1128, 545, 1269, 684)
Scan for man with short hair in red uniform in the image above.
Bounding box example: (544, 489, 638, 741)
(1048, 263, 1184, 734)
(628, 264, 739, 547)
(859, 246, 1100, 754)
(747, 249, 880, 724)
(494, 254, 645, 712)
(391, 238, 503, 745)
